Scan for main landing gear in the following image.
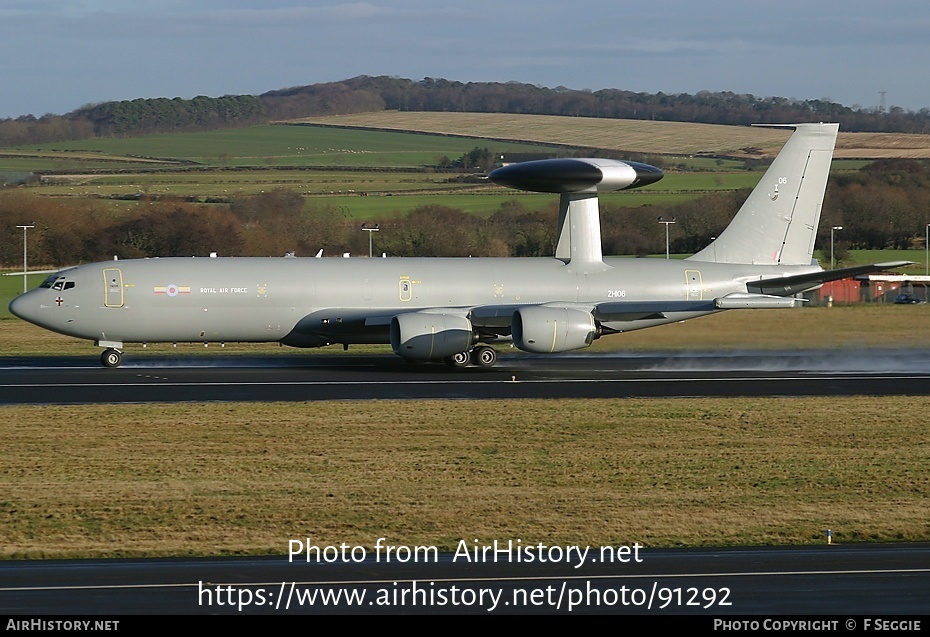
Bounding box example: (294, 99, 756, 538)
(443, 345, 497, 369)
(101, 348, 123, 368)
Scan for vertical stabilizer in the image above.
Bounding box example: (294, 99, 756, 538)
(688, 123, 838, 265)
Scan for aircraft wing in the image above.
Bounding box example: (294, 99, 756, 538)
(591, 300, 716, 322)
(473, 294, 804, 332)
(747, 261, 913, 296)
(471, 301, 721, 331)
(469, 304, 531, 329)
(591, 294, 806, 322)
(293, 299, 742, 345)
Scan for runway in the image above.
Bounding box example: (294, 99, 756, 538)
(4, 351, 928, 617)
(2, 348, 930, 404)
(2, 543, 929, 615)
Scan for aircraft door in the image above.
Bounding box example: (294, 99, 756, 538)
(399, 278, 412, 302)
(103, 268, 124, 308)
(685, 269, 702, 300)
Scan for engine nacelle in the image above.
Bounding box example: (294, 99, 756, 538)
(390, 312, 474, 361)
(511, 306, 597, 353)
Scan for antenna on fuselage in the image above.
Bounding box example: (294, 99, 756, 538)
(488, 158, 663, 269)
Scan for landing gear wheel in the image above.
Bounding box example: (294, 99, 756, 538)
(101, 348, 123, 368)
(444, 351, 471, 368)
(471, 345, 497, 368)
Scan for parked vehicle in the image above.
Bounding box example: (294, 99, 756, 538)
(893, 293, 926, 304)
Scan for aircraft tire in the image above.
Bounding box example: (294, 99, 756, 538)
(101, 348, 123, 368)
(471, 345, 497, 368)
(444, 351, 471, 368)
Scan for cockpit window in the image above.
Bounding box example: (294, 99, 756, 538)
(45, 278, 75, 291)
(40, 276, 58, 289)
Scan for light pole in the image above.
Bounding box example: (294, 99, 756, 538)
(15, 223, 35, 294)
(829, 225, 842, 303)
(658, 217, 676, 259)
(361, 223, 379, 258)
(830, 226, 843, 269)
(924, 223, 930, 276)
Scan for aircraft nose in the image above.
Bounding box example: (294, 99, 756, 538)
(9, 293, 35, 323)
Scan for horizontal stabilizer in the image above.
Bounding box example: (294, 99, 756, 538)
(748, 261, 913, 296)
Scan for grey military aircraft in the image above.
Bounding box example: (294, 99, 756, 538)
(9, 123, 907, 368)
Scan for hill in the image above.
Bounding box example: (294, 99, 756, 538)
(4, 76, 930, 147)
(282, 112, 930, 160)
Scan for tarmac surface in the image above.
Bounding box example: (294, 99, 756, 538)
(2, 348, 930, 404)
(2, 543, 928, 615)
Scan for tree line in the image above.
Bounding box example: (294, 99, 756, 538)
(3, 76, 929, 147)
(3, 159, 928, 268)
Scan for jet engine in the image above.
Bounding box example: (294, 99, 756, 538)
(511, 306, 597, 353)
(390, 312, 475, 361)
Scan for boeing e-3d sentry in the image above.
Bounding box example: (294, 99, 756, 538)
(9, 123, 908, 368)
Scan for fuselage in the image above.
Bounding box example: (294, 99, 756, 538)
(9, 255, 819, 349)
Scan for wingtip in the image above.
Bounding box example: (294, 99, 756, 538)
(871, 261, 916, 269)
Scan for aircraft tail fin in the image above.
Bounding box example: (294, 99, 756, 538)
(688, 123, 839, 266)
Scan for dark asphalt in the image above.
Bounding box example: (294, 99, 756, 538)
(1, 543, 928, 615)
(2, 348, 930, 404)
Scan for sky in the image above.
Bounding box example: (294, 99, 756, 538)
(2, 1, 929, 119)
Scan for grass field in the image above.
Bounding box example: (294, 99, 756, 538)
(3, 122, 771, 213)
(22, 181, 734, 216)
(1, 116, 905, 223)
(285, 114, 798, 157)
(2, 396, 928, 558)
(9, 125, 567, 169)
(313, 190, 702, 219)
(33, 169, 486, 199)
(286, 113, 930, 159)
(0, 124, 699, 218)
